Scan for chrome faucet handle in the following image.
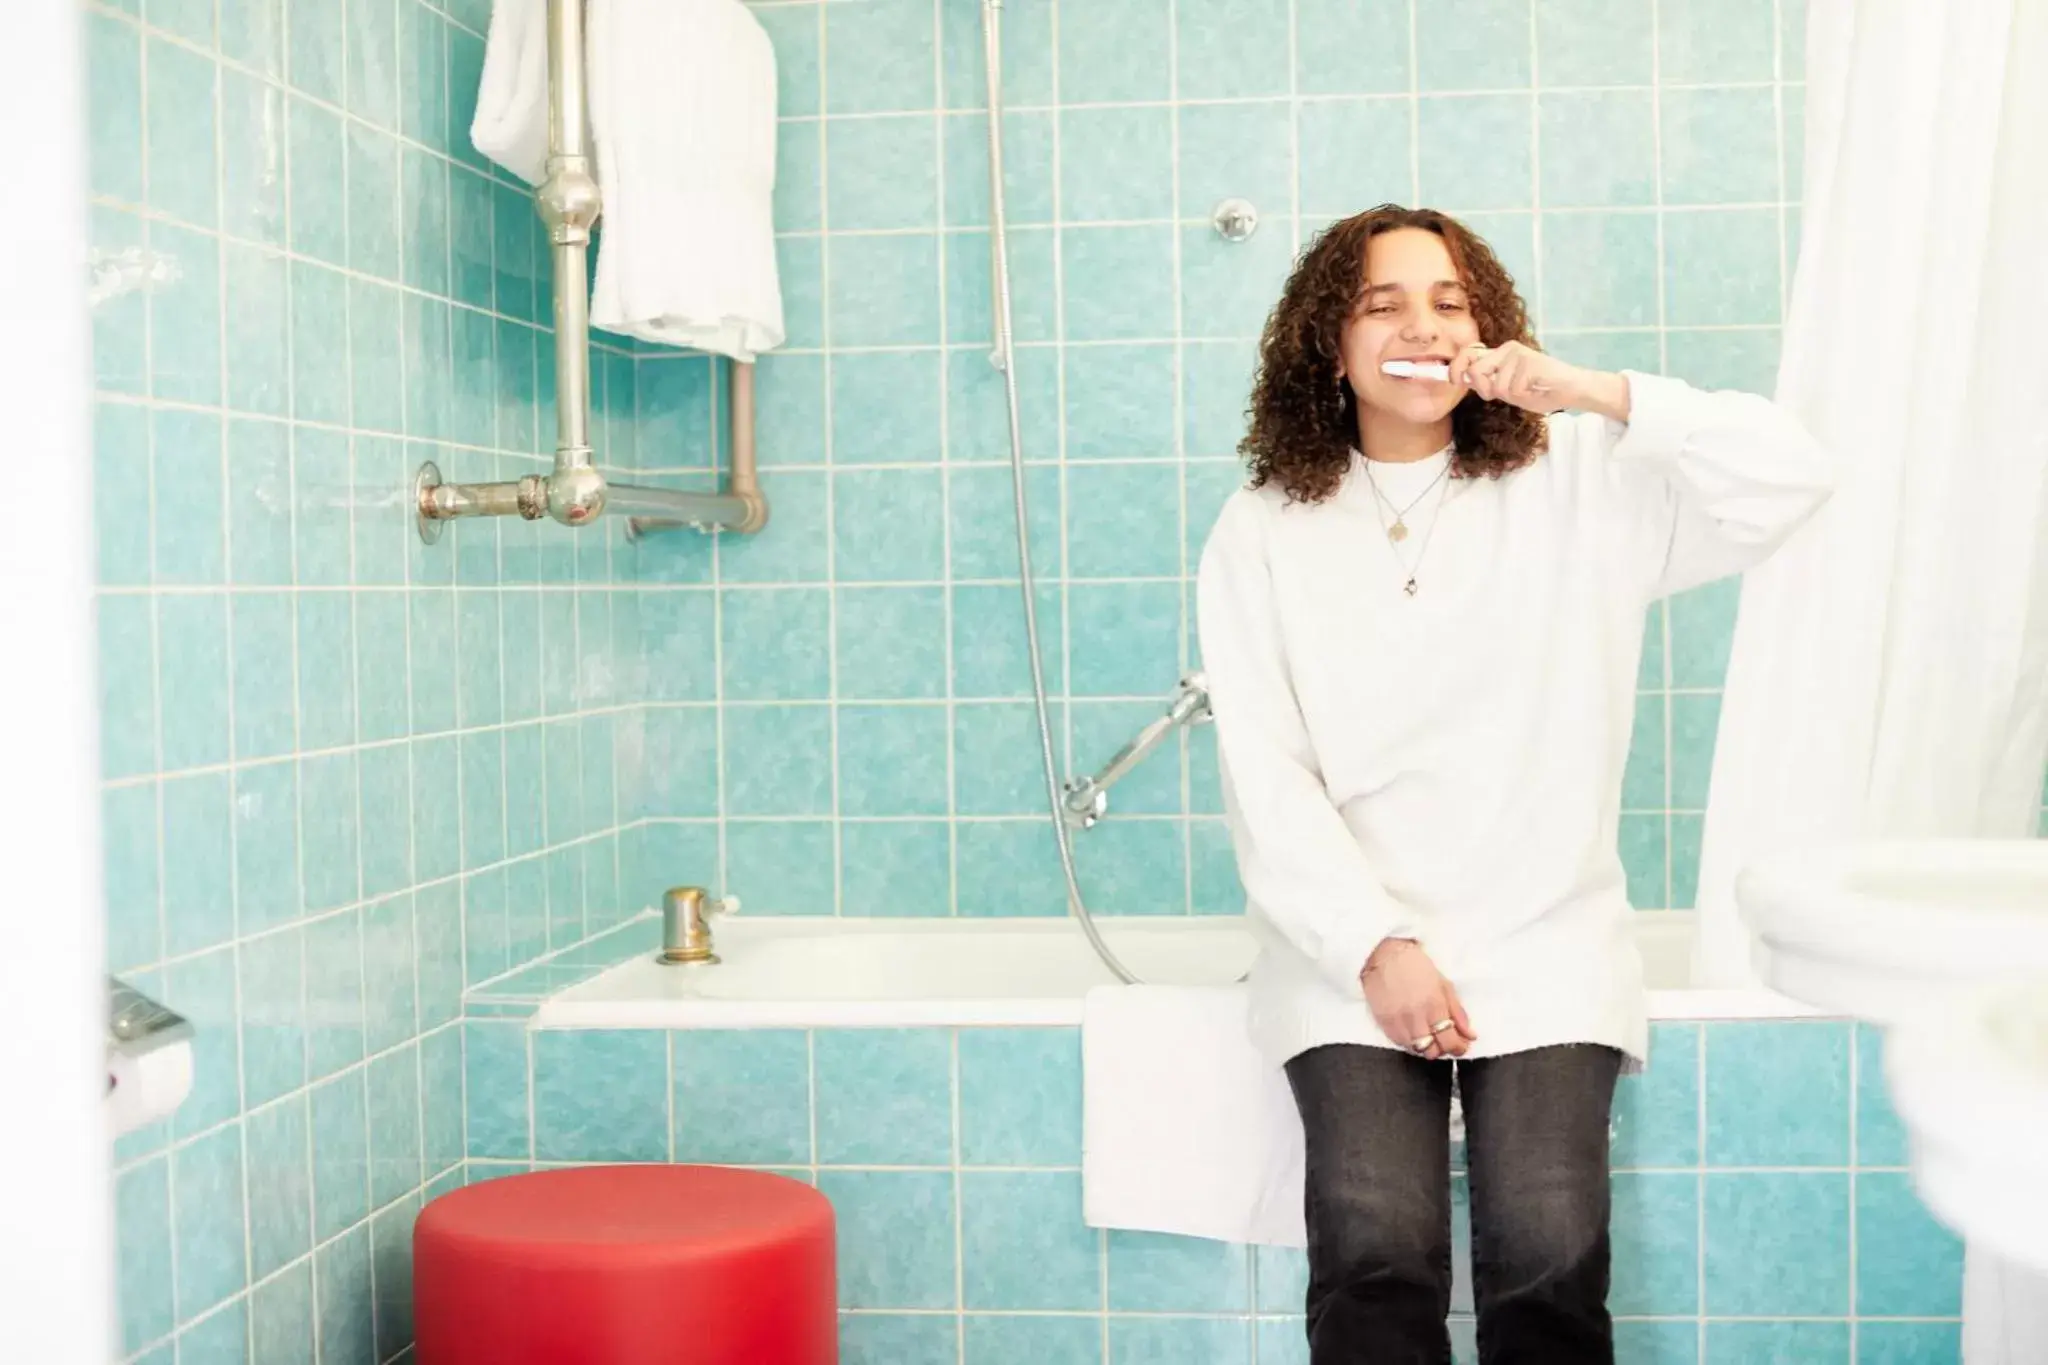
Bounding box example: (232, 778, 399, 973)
(658, 886, 736, 965)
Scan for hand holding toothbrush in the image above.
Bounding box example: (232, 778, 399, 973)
(1383, 341, 1632, 421)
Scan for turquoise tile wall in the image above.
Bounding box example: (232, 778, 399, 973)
(620, 0, 1827, 917)
(464, 1020, 1964, 1364)
(87, 0, 2037, 1358)
(88, 0, 648, 1358)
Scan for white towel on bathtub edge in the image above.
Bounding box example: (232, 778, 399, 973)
(1081, 983, 1309, 1249)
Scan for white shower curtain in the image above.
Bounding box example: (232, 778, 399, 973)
(1691, 1, 2048, 1357)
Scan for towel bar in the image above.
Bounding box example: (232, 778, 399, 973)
(416, 0, 767, 544)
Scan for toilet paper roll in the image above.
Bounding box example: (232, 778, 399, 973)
(106, 1040, 194, 1139)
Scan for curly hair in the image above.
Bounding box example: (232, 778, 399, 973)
(1241, 205, 1548, 505)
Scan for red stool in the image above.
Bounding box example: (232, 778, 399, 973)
(414, 1166, 836, 1365)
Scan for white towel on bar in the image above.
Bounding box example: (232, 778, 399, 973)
(1082, 983, 1309, 1248)
(586, 0, 784, 360)
(471, 0, 550, 185)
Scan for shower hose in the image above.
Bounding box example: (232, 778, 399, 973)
(978, 0, 1141, 984)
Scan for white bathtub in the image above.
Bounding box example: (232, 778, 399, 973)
(532, 912, 1821, 1029)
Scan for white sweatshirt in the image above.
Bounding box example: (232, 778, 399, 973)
(1196, 372, 1835, 1069)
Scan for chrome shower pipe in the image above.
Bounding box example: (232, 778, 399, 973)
(534, 0, 605, 522)
(1062, 675, 1211, 830)
(620, 362, 770, 538)
(416, 0, 769, 543)
(981, 0, 1139, 986)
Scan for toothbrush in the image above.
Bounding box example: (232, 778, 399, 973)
(1381, 358, 1553, 393)
(1381, 359, 1451, 380)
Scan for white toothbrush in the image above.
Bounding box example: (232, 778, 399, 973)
(1380, 357, 1554, 394)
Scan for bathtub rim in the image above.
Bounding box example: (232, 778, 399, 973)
(527, 911, 1829, 1030)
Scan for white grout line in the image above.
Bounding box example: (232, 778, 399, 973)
(1848, 1023, 1861, 1353)
(937, 0, 959, 921)
(1527, 0, 1544, 331)
(950, 1028, 966, 1355)
(1167, 0, 1191, 921)
(207, 0, 267, 1350)
(1284, 0, 1301, 258)
(1648, 0, 1671, 380)
(754, 198, 1799, 236)
(1698, 1019, 1709, 1351)
(706, 358, 729, 906)
(1649, 0, 1680, 914)
(132, 14, 190, 1359)
(1771, 0, 1793, 340)
(783, 81, 1791, 112)
(805, 1028, 820, 1178)
(1406, 0, 1421, 203)
(818, 4, 840, 921)
(274, 8, 328, 1359)
(395, 0, 439, 1317)
(1050, 0, 1074, 846)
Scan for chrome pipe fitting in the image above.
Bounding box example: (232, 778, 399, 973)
(535, 160, 601, 247)
(415, 462, 551, 543)
(543, 460, 607, 526)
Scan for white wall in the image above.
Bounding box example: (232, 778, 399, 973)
(0, 0, 113, 1359)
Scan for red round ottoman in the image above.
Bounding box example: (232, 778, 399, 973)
(414, 1166, 836, 1365)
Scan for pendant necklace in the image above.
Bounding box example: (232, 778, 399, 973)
(1364, 459, 1450, 543)
(1362, 458, 1454, 597)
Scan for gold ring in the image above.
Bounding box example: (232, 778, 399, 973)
(1410, 1035, 1436, 1052)
(1431, 1019, 1455, 1034)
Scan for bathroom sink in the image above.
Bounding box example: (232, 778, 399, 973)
(1734, 839, 2048, 1023)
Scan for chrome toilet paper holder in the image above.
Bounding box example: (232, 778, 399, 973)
(106, 977, 192, 1081)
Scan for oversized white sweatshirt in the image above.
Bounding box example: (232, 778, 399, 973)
(1195, 372, 1835, 1069)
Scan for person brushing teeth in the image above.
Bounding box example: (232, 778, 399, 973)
(1195, 204, 1837, 1364)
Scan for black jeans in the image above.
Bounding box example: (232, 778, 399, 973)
(1284, 1043, 1623, 1365)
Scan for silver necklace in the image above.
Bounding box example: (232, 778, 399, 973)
(1362, 460, 1454, 597)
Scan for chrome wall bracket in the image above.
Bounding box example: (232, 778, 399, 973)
(1062, 674, 1212, 830)
(1212, 198, 1259, 243)
(415, 463, 443, 545)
